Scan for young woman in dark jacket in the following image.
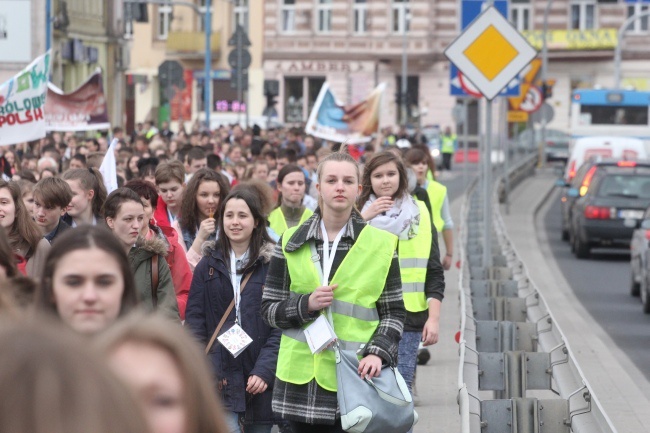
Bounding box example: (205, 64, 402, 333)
(186, 187, 280, 433)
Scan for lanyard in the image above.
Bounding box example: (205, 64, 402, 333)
(319, 220, 346, 286)
(230, 249, 244, 324)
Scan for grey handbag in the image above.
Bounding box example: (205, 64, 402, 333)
(335, 344, 418, 433)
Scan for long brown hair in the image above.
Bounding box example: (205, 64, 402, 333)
(358, 151, 409, 208)
(0, 318, 149, 433)
(35, 225, 138, 318)
(212, 188, 272, 275)
(179, 168, 230, 235)
(95, 312, 230, 433)
(62, 168, 108, 217)
(0, 180, 41, 258)
(0, 226, 18, 278)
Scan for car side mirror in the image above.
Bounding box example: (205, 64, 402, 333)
(567, 188, 579, 198)
(555, 179, 569, 188)
(641, 219, 650, 230)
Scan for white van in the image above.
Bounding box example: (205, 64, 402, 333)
(564, 136, 647, 182)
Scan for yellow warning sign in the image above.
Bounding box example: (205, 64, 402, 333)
(508, 111, 529, 122)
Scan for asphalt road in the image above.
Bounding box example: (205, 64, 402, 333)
(541, 188, 650, 381)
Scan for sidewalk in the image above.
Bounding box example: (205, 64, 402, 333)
(500, 168, 650, 433)
(414, 196, 463, 433)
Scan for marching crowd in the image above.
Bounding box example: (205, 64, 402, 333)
(0, 121, 453, 433)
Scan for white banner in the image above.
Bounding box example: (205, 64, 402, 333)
(0, 51, 51, 146)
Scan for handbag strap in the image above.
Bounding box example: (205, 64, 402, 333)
(151, 255, 159, 308)
(205, 272, 252, 355)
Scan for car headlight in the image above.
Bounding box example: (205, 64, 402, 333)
(430, 148, 440, 158)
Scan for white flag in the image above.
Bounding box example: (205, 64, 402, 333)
(0, 51, 51, 146)
(99, 138, 119, 194)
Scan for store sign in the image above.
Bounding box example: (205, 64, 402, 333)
(277, 61, 366, 73)
(215, 100, 246, 113)
(522, 29, 618, 51)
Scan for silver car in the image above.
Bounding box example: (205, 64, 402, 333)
(630, 207, 650, 313)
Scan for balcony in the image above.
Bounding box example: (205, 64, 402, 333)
(166, 31, 220, 58)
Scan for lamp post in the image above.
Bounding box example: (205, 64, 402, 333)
(400, 7, 410, 127)
(539, 0, 554, 169)
(614, 9, 650, 89)
(204, 0, 212, 130)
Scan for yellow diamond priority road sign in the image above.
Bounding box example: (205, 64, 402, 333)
(445, 6, 538, 100)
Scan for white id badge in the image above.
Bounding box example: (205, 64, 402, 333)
(218, 323, 253, 358)
(304, 315, 337, 354)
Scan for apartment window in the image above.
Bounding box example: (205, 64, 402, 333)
(354, 0, 368, 34)
(157, 5, 172, 40)
(510, 3, 531, 31)
(570, 2, 595, 30)
(125, 20, 133, 39)
(281, 0, 296, 32)
(233, 0, 249, 33)
(392, 0, 410, 34)
(627, 2, 649, 33)
(317, 0, 333, 33)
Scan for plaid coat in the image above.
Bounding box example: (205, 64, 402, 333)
(261, 209, 405, 425)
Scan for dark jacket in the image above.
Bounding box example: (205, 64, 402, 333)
(186, 242, 280, 422)
(44, 219, 72, 244)
(129, 237, 180, 321)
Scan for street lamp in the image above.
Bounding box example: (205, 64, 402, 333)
(400, 6, 411, 127)
(614, 9, 650, 89)
(539, 0, 554, 169)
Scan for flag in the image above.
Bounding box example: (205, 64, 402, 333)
(99, 139, 119, 194)
(45, 68, 111, 131)
(305, 82, 385, 144)
(0, 51, 51, 146)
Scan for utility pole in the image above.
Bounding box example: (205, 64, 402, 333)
(400, 6, 409, 127)
(539, 0, 553, 169)
(204, 0, 212, 130)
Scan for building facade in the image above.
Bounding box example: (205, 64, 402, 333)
(126, 0, 265, 132)
(263, 0, 650, 135)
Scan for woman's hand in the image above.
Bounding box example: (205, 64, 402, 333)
(361, 196, 395, 220)
(422, 317, 439, 346)
(307, 284, 338, 312)
(196, 217, 216, 242)
(246, 375, 268, 395)
(441, 254, 452, 271)
(358, 354, 383, 379)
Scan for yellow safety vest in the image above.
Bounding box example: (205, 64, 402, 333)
(426, 181, 446, 233)
(398, 200, 432, 313)
(441, 134, 457, 154)
(268, 207, 313, 237)
(276, 225, 397, 392)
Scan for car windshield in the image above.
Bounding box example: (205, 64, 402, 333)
(596, 174, 650, 199)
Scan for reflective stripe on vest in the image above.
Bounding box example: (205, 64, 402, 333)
(276, 225, 397, 392)
(268, 207, 313, 237)
(441, 134, 456, 153)
(426, 181, 447, 232)
(398, 200, 432, 312)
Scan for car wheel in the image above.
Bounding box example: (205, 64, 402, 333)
(631, 268, 641, 297)
(561, 228, 569, 242)
(569, 231, 576, 253)
(642, 274, 650, 314)
(575, 236, 590, 259)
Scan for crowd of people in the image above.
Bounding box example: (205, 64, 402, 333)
(0, 120, 454, 433)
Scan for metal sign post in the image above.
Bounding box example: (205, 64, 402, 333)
(445, 5, 537, 267)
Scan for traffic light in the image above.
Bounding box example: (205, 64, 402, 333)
(541, 81, 553, 101)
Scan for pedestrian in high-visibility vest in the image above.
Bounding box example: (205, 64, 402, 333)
(261, 150, 405, 432)
(440, 126, 457, 171)
(358, 152, 445, 396)
(404, 148, 455, 271)
(268, 164, 313, 237)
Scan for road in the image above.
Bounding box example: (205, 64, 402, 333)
(540, 187, 650, 381)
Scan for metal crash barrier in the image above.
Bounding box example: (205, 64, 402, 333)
(457, 154, 618, 433)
